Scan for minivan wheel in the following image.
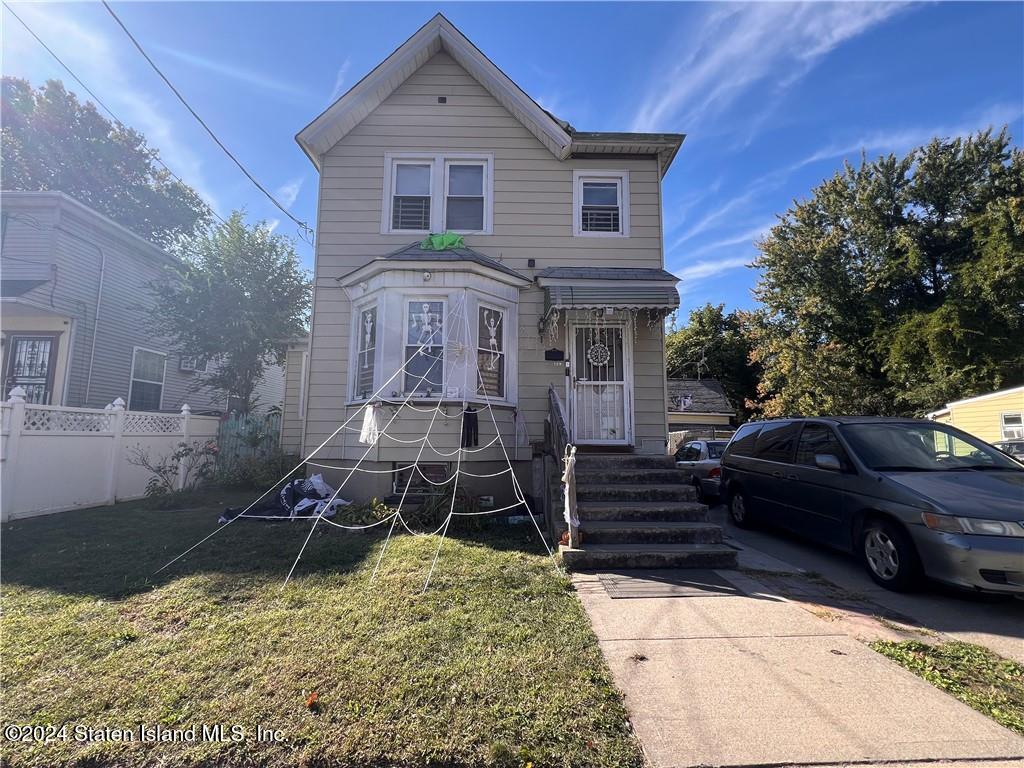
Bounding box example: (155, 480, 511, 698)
(728, 489, 754, 529)
(861, 518, 921, 591)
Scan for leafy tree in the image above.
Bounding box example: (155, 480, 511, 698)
(148, 212, 311, 412)
(665, 303, 759, 418)
(752, 127, 1024, 417)
(1, 77, 209, 248)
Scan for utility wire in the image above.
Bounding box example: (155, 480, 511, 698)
(100, 0, 314, 244)
(1, 1, 229, 228)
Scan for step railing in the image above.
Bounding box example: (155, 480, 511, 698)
(548, 385, 579, 548)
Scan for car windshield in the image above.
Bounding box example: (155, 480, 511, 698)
(839, 423, 1022, 472)
(707, 441, 728, 458)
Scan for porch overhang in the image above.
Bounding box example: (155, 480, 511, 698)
(536, 267, 680, 332)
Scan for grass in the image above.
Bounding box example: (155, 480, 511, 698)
(871, 639, 1024, 735)
(1, 493, 642, 768)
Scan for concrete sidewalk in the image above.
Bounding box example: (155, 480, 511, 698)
(574, 568, 1024, 768)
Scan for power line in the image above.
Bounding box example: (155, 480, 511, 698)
(100, 0, 314, 243)
(1, 1, 229, 228)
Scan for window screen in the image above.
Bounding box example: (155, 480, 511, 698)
(405, 301, 444, 395)
(446, 163, 484, 231)
(795, 424, 849, 468)
(476, 305, 504, 398)
(392, 163, 431, 230)
(725, 423, 762, 457)
(752, 421, 800, 463)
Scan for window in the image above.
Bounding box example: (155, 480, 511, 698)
(752, 421, 800, 463)
(573, 170, 629, 237)
(726, 423, 762, 457)
(354, 305, 378, 400)
(1002, 413, 1023, 440)
(682, 444, 701, 461)
(476, 305, 505, 398)
(445, 162, 485, 232)
(383, 154, 493, 234)
(795, 424, 849, 469)
(179, 355, 208, 373)
(129, 348, 166, 411)
(391, 162, 432, 231)
(404, 300, 445, 396)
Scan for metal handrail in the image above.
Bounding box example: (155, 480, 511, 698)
(548, 385, 579, 549)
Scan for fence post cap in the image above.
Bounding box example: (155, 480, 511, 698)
(180, 403, 191, 414)
(7, 386, 27, 403)
(110, 397, 126, 411)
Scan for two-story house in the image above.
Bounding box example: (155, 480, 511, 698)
(290, 15, 736, 570)
(1, 191, 285, 414)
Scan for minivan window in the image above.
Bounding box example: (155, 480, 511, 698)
(753, 421, 800, 463)
(840, 422, 1021, 471)
(726, 423, 762, 457)
(796, 424, 849, 468)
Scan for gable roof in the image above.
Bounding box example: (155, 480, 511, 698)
(666, 378, 734, 415)
(296, 14, 572, 169)
(296, 14, 685, 176)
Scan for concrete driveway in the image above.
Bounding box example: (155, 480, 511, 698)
(706, 502, 1024, 664)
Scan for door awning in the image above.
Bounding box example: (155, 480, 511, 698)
(537, 266, 680, 314)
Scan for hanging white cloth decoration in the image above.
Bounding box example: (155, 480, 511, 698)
(358, 403, 381, 445)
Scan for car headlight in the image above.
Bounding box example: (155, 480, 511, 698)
(922, 512, 1024, 537)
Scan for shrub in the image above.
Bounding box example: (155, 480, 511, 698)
(214, 450, 302, 489)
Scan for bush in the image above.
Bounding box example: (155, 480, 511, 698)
(333, 497, 393, 527)
(213, 450, 302, 489)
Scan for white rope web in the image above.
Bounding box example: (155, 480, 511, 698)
(156, 289, 558, 591)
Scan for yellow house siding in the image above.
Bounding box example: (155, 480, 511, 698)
(667, 413, 732, 428)
(946, 390, 1024, 444)
(301, 50, 670, 494)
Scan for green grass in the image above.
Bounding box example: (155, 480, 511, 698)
(871, 639, 1024, 735)
(1, 494, 642, 768)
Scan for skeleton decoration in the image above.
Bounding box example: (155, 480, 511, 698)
(483, 309, 501, 370)
(411, 302, 442, 345)
(361, 311, 375, 370)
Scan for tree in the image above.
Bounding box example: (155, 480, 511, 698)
(751, 127, 1024, 417)
(1, 77, 210, 248)
(148, 212, 311, 412)
(665, 303, 759, 418)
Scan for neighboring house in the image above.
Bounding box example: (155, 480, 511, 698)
(280, 335, 309, 454)
(291, 14, 685, 504)
(666, 378, 735, 433)
(0, 191, 281, 414)
(926, 385, 1024, 445)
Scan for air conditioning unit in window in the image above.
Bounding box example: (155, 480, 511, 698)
(179, 356, 207, 373)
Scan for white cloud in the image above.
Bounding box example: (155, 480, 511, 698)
(153, 44, 306, 97)
(266, 218, 281, 233)
(275, 177, 303, 208)
(631, 3, 910, 132)
(682, 221, 775, 259)
(329, 57, 352, 102)
(675, 256, 751, 292)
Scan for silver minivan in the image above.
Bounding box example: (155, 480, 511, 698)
(721, 417, 1024, 593)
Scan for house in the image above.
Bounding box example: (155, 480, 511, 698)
(926, 385, 1024, 444)
(0, 191, 283, 413)
(666, 377, 735, 433)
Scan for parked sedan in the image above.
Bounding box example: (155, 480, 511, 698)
(675, 440, 730, 502)
(721, 417, 1024, 594)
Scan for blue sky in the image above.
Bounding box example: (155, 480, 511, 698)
(4, 2, 1022, 319)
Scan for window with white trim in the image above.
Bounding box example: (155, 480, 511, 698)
(383, 154, 493, 234)
(355, 304, 378, 400)
(404, 300, 445, 396)
(1002, 412, 1023, 440)
(179, 355, 208, 373)
(476, 304, 505, 398)
(129, 348, 166, 411)
(391, 162, 432, 231)
(573, 170, 629, 237)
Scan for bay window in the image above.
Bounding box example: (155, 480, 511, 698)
(404, 300, 446, 396)
(355, 304, 378, 400)
(476, 304, 505, 398)
(382, 153, 493, 235)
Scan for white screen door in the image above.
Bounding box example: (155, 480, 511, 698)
(571, 323, 633, 444)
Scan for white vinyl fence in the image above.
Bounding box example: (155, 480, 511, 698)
(1, 387, 220, 521)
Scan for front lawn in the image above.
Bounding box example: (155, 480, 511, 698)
(1, 495, 642, 768)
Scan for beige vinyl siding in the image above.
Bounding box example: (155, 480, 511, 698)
(302, 51, 670, 491)
(945, 390, 1024, 444)
(280, 345, 307, 454)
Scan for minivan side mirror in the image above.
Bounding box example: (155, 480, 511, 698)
(814, 454, 842, 471)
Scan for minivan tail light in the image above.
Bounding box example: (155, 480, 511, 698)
(708, 467, 722, 479)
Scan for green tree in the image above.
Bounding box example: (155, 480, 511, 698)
(752, 127, 1024, 417)
(148, 212, 311, 412)
(1, 77, 209, 248)
(665, 303, 759, 418)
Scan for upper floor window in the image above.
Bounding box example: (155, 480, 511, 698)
(383, 153, 493, 235)
(1002, 412, 1023, 440)
(573, 170, 630, 237)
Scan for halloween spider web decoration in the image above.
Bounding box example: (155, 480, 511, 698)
(157, 291, 557, 592)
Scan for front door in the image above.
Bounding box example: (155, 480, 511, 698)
(3, 334, 59, 404)
(570, 322, 633, 445)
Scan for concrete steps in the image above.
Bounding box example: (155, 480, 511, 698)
(561, 452, 737, 571)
